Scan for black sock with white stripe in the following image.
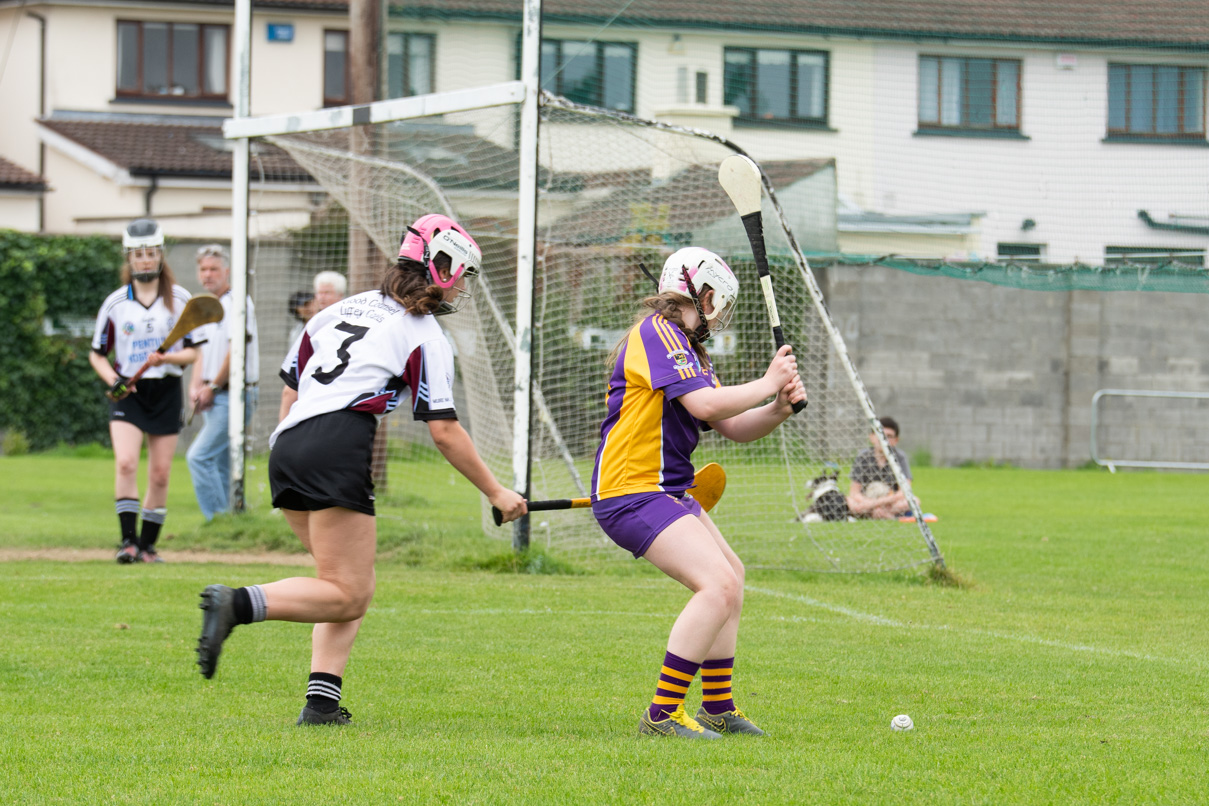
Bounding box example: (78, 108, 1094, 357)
(138, 507, 166, 550)
(231, 585, 267, 625)
(116, 499, 139, 544)
(306, 673, 342, 713)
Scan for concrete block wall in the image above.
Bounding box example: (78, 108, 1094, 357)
(823, 265, 1209, 469)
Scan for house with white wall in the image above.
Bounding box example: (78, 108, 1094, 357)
(0, 0, 1205, 265)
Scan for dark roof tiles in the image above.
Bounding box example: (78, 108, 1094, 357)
(0, 156, 45, 190)
(39, 117, 310, 181)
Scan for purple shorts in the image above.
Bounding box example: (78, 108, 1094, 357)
(592, 491, 703, 558)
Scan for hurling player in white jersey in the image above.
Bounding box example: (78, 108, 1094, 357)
(89, 219, 202, 564)
(195, 214, 527, 725)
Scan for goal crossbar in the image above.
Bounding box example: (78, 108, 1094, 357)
(223, 81, 527, 140)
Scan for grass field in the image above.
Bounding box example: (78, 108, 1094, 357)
(2, 451, 1207, 804)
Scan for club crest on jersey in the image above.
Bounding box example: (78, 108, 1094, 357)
(122, 322, 135, 336)
(667, 348, 692, 369)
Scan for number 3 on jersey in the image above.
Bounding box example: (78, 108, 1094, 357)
(311, 322, 369, 385)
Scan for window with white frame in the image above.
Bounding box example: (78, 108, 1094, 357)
(1107, 64, 1205, 138)
(387, 33, 434, 99)
(116, 20, 228, 99)
(723, 47, 828, 124)
(918, 56, 1020, 131)
(540, 39, 636, 112)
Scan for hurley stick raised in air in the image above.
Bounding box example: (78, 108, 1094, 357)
(718, 154, 807, 414)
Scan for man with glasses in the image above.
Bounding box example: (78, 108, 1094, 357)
(187, 244, 260, 520)
(846, 416, 915, 520)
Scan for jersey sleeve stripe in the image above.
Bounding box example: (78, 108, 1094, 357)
(652, 315, 696, 380)
(648, 316, 686, 381)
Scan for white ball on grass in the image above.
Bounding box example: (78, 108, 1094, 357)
(891, 714, 913, 731)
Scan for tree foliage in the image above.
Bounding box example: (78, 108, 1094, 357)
(0, 230, 122, 450)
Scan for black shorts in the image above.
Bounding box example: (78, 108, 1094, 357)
(270, 409, 378, 515)
(110, 376, 184, 435)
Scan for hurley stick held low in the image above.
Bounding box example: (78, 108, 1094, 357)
(493, 463, 727, 526)
(110, 293, 224, 398)
(718, 154, 807, 414)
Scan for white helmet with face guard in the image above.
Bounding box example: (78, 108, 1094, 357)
(658, 247, 739, 338)
(123, 218, 164, 282)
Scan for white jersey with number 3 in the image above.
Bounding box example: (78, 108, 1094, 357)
(271, 290, 457, 448)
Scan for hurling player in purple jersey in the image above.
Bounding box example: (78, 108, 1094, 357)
(591, 247, 806, 738)
(194, 215, 526, 725)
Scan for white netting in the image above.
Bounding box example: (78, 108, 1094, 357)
(247, 96, 942, 572)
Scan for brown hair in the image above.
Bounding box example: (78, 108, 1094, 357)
(121, 253, 178, 313)
(607, 291, 711, 369)
(382, 257, 446, 316)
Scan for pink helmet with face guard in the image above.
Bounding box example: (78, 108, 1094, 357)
(397, 214, 482, 290)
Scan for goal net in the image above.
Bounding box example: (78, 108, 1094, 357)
(244, 94, 942, 572)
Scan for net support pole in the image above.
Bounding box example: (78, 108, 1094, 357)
(511, 0, 542, 552)
(227, 0, 251, 512)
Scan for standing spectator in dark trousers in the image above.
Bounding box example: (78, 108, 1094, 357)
(187, 244, 260, 520)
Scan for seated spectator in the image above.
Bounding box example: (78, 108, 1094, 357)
(846, 416, 916, 520)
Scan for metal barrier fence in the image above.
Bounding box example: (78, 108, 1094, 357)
(1091, 389, 1209, 472)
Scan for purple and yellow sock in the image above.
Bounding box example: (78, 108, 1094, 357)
(700, 657, 735, 715)
(648, 651, 699, 722)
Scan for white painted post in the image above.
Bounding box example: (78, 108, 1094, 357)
(511, 0, 543, 551)
(228, 0, 252, 511)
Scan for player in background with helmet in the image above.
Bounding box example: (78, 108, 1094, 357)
(194, 214, 527, 725)
(89, 219, 202, 563)
(592, 247, 806, 739)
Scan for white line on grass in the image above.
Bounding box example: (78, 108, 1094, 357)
(746, 585, 1193, 667)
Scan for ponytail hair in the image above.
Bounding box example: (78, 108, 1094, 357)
(381, 258, 445, 316)
(607, 291, 711, 369)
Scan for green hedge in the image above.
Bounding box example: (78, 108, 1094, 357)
(0, 230, 123, 450)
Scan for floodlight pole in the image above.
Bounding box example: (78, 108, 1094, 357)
(227, 0, 251, 512)
(512, 0, 543, 552)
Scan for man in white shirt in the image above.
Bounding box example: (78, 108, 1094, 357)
(187, 244, 260, 520)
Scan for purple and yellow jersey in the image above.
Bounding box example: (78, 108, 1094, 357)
(591, 314, 721, 500)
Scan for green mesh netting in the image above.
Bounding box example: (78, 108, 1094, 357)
(810, 253, 1209, 294)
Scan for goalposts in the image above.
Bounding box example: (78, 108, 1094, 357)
(224, 1, 943, 573)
